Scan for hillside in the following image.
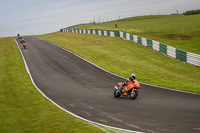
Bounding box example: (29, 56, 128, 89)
(77, 15, 200, 54)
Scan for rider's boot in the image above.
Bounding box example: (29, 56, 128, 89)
(122, 88, 128, 96)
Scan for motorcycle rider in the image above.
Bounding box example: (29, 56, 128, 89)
(121, 73, 136, 96)
(20, 39, 25, 44)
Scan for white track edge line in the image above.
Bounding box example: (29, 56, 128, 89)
(14, 37, 144, 133)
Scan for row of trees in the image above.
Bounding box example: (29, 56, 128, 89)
(182, 9, 200, 15)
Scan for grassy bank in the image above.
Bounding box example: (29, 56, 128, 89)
(38, 32, 200, 93)
(77, 15, 200, 54)
(0, 37, 104, 133)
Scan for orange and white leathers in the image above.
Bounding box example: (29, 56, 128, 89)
(119, 79, 140, 96)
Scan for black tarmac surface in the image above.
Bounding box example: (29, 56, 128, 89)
(16, 36, 200, 133)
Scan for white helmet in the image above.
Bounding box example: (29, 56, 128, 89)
(131, 73, 136, 79)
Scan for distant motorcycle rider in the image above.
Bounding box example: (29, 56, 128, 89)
(121, 73, 136, 96)
(20, 39, 25, 44)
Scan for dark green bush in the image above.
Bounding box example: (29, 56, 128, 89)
(183, 9, 200, 15)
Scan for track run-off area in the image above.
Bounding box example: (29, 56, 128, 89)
(16, 36, 200, 133)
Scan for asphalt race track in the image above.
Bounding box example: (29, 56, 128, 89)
(16, 36, 200, 133)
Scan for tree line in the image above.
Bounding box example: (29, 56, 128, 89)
(182, 9, 200, 15)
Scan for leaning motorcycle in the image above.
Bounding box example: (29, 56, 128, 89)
(114, 80, 140, 100)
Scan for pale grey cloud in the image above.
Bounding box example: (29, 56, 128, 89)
(0, 0, 199, 37)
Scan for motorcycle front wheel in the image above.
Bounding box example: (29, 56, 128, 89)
(114, 89, 121, 98)
(129, 90, 138, 100)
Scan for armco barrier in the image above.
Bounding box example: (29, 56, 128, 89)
(61, 28, 200, 67)
(110, 31, 115, 37)
(137, 36, 142, 45)
(152, 40, 160, 51)
(101, 30, 104, 36)
(142, 37, 147, 46)
(104, 31, 107, 36)
(114, 31, 120, 37)
(167, 45, 176, 58)
(126, 33, 130, 40)
(147, 39, 153, 49)
(176, 49, 187, 62)
(187, 52, 200, 66)
(119, 31, 123, 38)
(107, 31, 111, 36)
(123, 32, 126, 39)
(133, 35, 138, 43)
(160, 43, 167, 55)
(130, 34, 133, 41)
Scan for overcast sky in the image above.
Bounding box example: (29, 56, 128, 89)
(0, 0, 199, 37)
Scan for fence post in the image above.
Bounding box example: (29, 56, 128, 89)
(182, 24, 184, 33)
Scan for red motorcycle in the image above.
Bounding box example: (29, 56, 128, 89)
(114, 80, 140, 100)
(20, 39, 26, 49)
(22, 43, 26, 49)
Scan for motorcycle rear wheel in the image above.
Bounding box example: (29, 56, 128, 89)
(129, 90, 138, 100)
(114, 89, 121, 97)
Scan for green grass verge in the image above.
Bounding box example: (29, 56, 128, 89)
(76, 15, 200, 54)
(0, 37, 105, 133)
(38, 32, 200, 93)
(91, 124, 131, 133)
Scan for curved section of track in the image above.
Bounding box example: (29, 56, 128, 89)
(16, 36, 200, 133)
